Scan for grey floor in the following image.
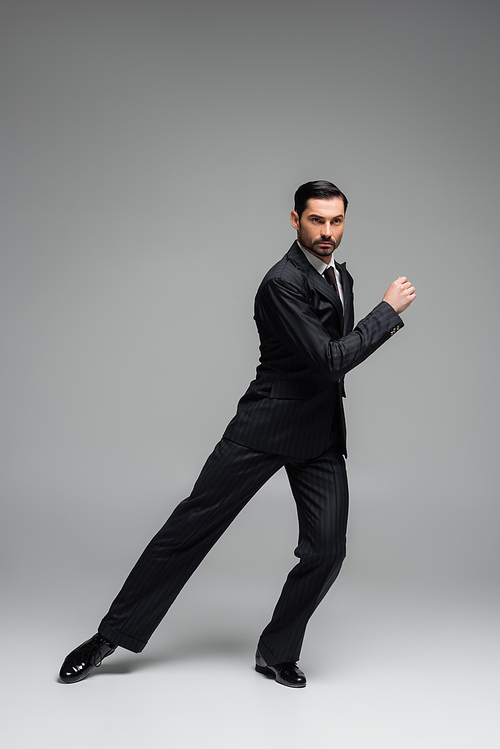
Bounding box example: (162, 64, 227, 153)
(4, 573, 499, 749)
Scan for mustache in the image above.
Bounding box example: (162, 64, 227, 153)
(314, 239, 336, 248)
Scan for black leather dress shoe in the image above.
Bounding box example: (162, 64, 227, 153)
(59, 633, 117, 684)
(255, 649, 307, 688)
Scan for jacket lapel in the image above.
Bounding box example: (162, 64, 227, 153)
(287, 242, 345, 323)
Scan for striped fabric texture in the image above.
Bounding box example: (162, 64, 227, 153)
(98, 242, 403, 662)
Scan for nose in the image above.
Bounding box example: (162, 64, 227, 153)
(321, 223, 332, 237)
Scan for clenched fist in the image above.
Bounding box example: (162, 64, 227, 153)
(382, 277, 416, 314)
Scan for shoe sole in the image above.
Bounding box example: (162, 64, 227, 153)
(59, 671, 94, 684)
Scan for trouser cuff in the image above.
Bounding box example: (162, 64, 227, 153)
(257, 638, 281, 666)
(98, 622, 147, 653)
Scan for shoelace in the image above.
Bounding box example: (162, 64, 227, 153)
(76, 639, 108, 668)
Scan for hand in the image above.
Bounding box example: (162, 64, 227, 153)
(383, 277, 416, 314)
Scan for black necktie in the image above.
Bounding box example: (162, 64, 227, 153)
(323, 266, 339, 296)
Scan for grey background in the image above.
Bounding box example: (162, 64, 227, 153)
(1, 0, 499, 747)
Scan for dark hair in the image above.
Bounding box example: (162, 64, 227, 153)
(294, 180, 348, 219)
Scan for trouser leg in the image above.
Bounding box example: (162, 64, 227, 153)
(99, 439, 285, 652)
(257, 446, 349, 665)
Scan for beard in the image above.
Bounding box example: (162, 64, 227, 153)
(298, 232, 337, 259)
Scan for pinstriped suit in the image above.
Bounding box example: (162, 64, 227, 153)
(98, 242, 403, 664)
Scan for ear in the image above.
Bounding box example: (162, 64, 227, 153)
(290, 210, 300, 230)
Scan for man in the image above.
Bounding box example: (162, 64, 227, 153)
(59, 180, 415, 688)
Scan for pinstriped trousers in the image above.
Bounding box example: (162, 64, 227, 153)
(98, 437, 348, 665)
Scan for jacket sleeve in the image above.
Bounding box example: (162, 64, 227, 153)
(255, 277, 403, 381)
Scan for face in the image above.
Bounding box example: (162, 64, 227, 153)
(291, 197, 345, 263)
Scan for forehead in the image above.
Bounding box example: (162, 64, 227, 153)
(304, 197, 345, 217)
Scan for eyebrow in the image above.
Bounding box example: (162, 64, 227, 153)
(308, 213, 344, 220)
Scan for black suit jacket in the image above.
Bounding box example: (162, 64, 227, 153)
(224, 242, 403, 458)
